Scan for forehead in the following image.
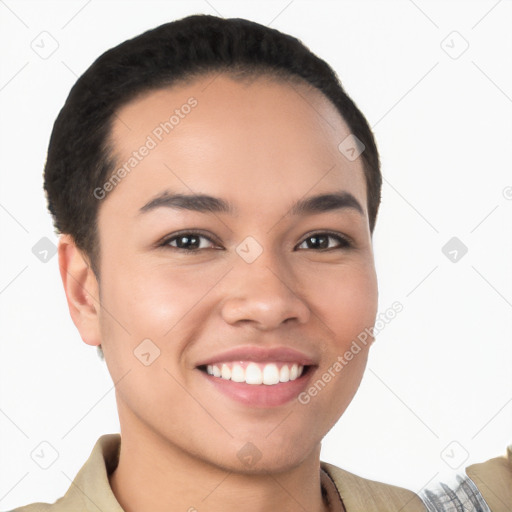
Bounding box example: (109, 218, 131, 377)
(106, 73, 367, 212)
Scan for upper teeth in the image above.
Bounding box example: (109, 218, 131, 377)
(205, 362, 304, 385)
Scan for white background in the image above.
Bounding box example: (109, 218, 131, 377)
(1, 0, 511, 508)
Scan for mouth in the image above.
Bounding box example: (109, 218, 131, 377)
(198, 361, 311, 385)
(196, 360, 315, 408)
(195, 346, 317, 407)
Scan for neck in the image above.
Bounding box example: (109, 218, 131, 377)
(109, 405, 330, 512)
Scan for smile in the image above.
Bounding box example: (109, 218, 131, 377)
(195, 346, 316, 407)
(204, 361, 305, 385)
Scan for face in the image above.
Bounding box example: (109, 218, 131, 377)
(91, 74, 378, 472)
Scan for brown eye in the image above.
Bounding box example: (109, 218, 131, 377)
(161, 231, 219, 252)
(297, 232, 352, 251)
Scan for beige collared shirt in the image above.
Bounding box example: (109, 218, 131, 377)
(9, 434, 511, 512)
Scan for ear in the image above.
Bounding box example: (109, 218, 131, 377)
(58, 234, 101, 347)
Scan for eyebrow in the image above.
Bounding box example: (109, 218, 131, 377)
(139, 190, 364, 217)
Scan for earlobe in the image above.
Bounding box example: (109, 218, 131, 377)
(58, 234, 102, 347)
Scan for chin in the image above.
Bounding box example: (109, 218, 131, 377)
(201, 435, 320, 476)
(213, 452, 312, 476)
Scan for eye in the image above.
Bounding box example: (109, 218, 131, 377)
(159, 230, 219, 252)
(158, 230, 353, 253)
(296, 231, 353, 251)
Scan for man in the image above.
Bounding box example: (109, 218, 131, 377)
(11, 14, 511, 512)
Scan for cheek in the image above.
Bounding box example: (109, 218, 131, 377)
(299, 260, 377, 416)
(99, 258, 206, 334)
(308, 258, 378, 343)
(97, 264, 201, 424)
(297, 270, 376, 431)
(97, 258, 226, 387)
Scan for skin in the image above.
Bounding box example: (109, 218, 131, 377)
(58, 73, 378, 512)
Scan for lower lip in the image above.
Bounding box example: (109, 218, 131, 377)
(199, 368, 314, 408)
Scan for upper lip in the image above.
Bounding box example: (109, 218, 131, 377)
(195, 346, 317, 367)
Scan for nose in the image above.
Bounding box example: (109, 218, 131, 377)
(220, 248, 311, 330)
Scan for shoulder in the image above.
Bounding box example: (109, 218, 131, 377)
(8, 504, 53, 512)
(6, 486, 85, 512)
(321, 461, 427, 511)
(419, 446, 511, 512)
(465, 445, 512, 512)
(5, 496, 70, 512)
(7, 433, 122, 512)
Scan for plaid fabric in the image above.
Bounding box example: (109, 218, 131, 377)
(420, 473, 491, 512)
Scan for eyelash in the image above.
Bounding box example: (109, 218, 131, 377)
(157, 230, 353, 253)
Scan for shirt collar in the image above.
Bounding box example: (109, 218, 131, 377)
(55, 433, 345, 511)
(59, 433, 123, 511)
